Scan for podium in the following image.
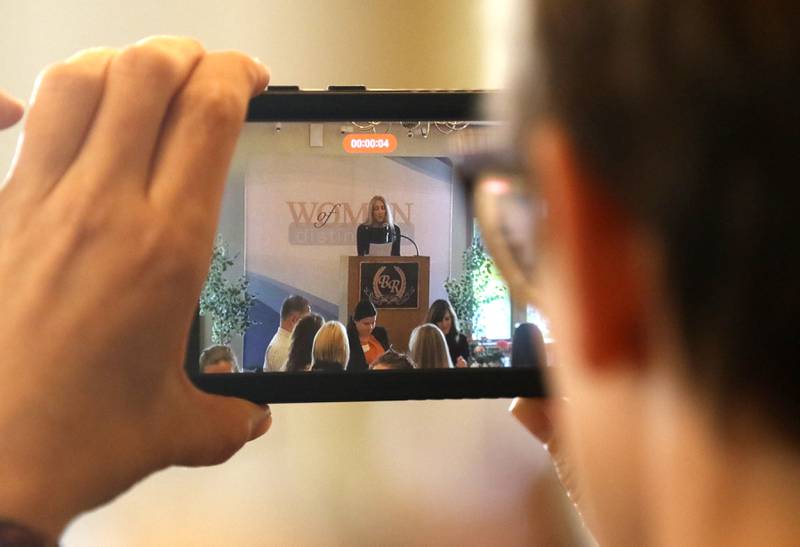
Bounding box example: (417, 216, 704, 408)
(347, 256, 430, 352)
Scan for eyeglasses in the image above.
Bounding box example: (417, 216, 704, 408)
(458, 150, 547, 307)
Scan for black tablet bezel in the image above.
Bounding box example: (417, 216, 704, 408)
(186, 89, 546, 404)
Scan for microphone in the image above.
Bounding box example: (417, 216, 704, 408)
(400, 234, 419, 256)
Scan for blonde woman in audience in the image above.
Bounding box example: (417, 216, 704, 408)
(310, 321, 349, 372)
(409, 323, 453, 369)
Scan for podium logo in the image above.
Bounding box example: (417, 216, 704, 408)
(286, 201, 414, 246)
(360, 262, 419, 309)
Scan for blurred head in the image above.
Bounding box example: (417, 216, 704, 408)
(367, 195, 394, 227)
(352, 299, 378, 339)
(425, 299, 460, 336)
(280, 294, 311, 329)
(286, 312, 324, 372)
(199, 345, 239, 374)
(311, 321, 349, 369)
(370, 349, 416, 371)
(510, 322, 546, 368)
(496, 0, 800, 543)
(409, 324, 452, 369)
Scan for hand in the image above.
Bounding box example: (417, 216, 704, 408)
(0, 37, 271, 540)
(0, 88, 24, 130)
(456, 356, 468, 368)
(510, 398, 589, 523)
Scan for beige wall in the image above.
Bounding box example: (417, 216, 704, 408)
(0, 0, 497, 170)
(1, 1, 583, 545)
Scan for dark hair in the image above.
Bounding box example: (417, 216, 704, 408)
(532, 0, 800, 442)
(353, 299, 377, 322)
(510, 323, 546, 369)
(281, 295, 310, 322)
(370, 349, 415, 371)
(424, 299, 460, 336)
(285, 313, 324, 372)
(199, 345, 238, 373)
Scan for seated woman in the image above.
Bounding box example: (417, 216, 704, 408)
(510, 322, 547, 368)
(425, 299, 470, 368)
(346, 300, 390, 371)
(310, 321, 350, 372)
(283, 312, 324, 372)
(199, 345, 240, 374)
(409, 323, 453, 369)
(356, 195, 401, 256)
(370, 348, 416, 371)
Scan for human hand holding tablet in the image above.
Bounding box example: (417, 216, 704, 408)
(0, 38, 271, 540)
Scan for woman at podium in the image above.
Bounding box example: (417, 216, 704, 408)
(356, 195, 401, 256)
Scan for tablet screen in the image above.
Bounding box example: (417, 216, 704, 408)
(189, 92, 547, 402)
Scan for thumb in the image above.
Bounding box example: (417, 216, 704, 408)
(173, 391, 272, 467)
(510, 397, 586, 515)
(509, 397, 554, 445)
(0, 89, 24, 129)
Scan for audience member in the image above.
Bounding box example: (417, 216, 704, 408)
(346, 300, 390, 371)
(409, 324, 453, 369)
(283, 313, 324, 372)
(510, 323, 546, 368)
(310, 321, 349, 372)
(370, 349, 416, 371)
(199, 345, 240, 374)
(263, 294, 310, 372)
(425, 299, 469, 368)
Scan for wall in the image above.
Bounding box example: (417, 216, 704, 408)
(0, 1, 585, 545)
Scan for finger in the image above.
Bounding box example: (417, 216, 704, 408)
(0, 89, 24, 129)
(509, 397, 554, 445)
(4, 49, 115, 200)
(172, 391, 271, 467)
(61, 36, 205, 199)
(147, 51, 268, 235)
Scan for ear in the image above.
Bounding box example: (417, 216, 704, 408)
(531, 125, 647, 370)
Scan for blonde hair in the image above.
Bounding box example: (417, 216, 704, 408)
(409, 324, 453, 369)
(367, 195, 394, 229)
(311, 321, 350, 367)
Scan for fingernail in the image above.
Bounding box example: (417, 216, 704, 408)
(508, 397, 521, 414)
(250, 405, 272, 439)
(250, 56, 270, 93)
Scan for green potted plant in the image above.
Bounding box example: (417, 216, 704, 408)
(199, 235, 255, 346)
(444, 234, 507, 340)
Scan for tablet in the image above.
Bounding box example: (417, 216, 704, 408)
(186, 88, 547, 403)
